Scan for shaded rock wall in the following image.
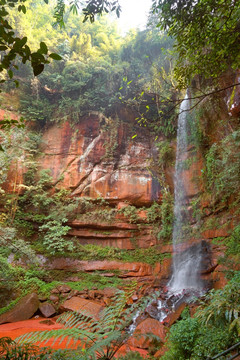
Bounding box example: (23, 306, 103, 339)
(39, 111, 161, 206)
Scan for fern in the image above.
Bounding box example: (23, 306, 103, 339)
(0, 336, 52, 359)
(17, 286, 160, 360)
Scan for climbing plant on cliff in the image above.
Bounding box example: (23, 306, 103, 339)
(15, 169, 78, 255)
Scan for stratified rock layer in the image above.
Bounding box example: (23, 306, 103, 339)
(39, 112, 161, 206)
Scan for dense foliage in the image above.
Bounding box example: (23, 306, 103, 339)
(162, 272, 240, 360)
(4, 2, 176, 137)
(0, 0, 121, 84)
(0, 1, 240, 360)
(152, 0, 240, 87)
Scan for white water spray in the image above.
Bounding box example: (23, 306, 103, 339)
(168, 93, 203, 295)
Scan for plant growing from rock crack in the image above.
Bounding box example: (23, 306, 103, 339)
(17, 286, 160, 360)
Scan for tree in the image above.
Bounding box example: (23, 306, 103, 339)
(0, 0, 62, 83)
(152, 0, 240, 88)
(0, 0, 121, 84)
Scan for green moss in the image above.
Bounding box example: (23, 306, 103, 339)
(37, 281, 62, 297)
(66, 273, 123, 290)
(0, 292, 28, 316)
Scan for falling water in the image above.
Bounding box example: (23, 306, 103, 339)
(168, 93, 203, 295)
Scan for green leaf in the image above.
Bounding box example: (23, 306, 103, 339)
(8, 69, 13, 78)
(40, 42, 48, 55)
(19, 36, 27, 47)
(33, 63, 44, 76)
(49, 53, 62, 60)
(14, 79, 19, 88)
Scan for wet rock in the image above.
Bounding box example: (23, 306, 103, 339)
(99, 273, 115, 277)
(39, 319, 55, 325)
(128, 318, 166, 349)
(103, 297, 111, 306)
(153, 277, 162, 288)
(145, 301, 159, 319)
(158, 257, 172, 280)
(0, 293, 39, 324)
(132, 294, 138, 302)
(39, 302, 56, 318)
(38, 295, 48, 302)
(163, 302, 186, 327)
(38, 116, 161, 207)
(88, 290, 96, 299)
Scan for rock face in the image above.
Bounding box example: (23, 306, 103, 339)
(67, 218, 157, 249)
(39, 111, 161, 206)
(0, 293, 39, 324)
(47, 258, 153, 277)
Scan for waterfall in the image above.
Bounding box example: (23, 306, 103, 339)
(168, 93, 203, 295)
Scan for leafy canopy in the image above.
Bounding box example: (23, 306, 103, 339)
(152, 0, 240, 87)
(0, 0, 121, 83)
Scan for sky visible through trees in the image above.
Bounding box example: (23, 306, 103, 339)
(115, 0, 152, 34)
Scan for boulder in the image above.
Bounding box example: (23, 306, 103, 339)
(128, 318, 166, 349)
(60, 297, 104, 320)
(102, 287, 118, 298)
(163, 302, 186, 327)
(0, 293, 39, 324)
(49, 295, 59, 303)
(51, 288, 60, 294)
(145, 302, 159, 319)
(39, 302, 56, 318)
(57, 284, 72, 293)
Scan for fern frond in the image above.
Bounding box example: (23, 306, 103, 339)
(17, 327, 96, 348)
(58, 310, 101, 337)
(16, 286, 161, 360)
(88, 330, 125, 355)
